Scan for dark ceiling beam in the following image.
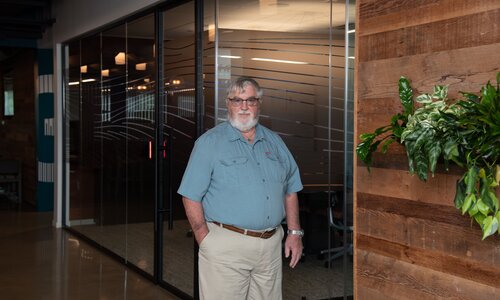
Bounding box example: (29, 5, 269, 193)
(0, 25, 43, 32)
(0, 0, 49, 7)
(0, 30, 42, 39)
(0, 17, 55, 26)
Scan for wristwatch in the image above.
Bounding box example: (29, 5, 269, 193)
(287, 229, 304, 237)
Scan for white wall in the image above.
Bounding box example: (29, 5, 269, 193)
(49, 0, 163, 227)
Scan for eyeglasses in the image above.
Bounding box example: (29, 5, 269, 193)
(227, 97, 261, 107)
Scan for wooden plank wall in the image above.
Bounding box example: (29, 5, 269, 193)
(355, 1, 500, 299)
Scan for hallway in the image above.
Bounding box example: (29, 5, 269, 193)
(0, 211, 179, 300)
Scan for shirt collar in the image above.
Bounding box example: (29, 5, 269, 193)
(225, 121, 265, 143)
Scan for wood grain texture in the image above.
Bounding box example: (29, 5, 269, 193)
(359, 0, 500, 36)
(357, 250, 500, 299)
(357, 192, 470, 227)
(358, 43, 500, 100)
(357, 166, 460, 206)
(359, 9, 500, 62)
(358, 234, 500, 288)
(355, 2, 500, 298)
(357, 152, 465, 175)
(356, 207, 500, 268)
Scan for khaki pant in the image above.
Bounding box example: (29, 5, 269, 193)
(198, 222, 284, 300)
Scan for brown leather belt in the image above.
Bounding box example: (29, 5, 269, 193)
(212, 221, 277, 239)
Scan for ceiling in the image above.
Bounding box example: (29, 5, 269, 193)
(0, 0, 54, 40)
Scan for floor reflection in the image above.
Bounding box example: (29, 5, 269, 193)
(0, 211, 178, 300)
(73, 220, 353, 299)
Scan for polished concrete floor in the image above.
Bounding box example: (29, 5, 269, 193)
(0, 211, 179, 300)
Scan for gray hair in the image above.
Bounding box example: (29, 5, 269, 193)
(226, 77, 264, 99)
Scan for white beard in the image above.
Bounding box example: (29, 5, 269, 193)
(229, 111, 259, 132)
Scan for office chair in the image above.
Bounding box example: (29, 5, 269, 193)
(319, 191, 353, 267)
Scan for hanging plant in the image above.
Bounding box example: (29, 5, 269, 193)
(357, 72, 500, 240)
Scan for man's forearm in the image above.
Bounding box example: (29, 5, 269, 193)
(285, 192, 301, 230)
(182, 197, 208, 244)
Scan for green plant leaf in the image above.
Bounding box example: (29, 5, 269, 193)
(468, 199, 479, 217)
(462, 193, 475, 215)
(416, 94, 432, 104)
(496, 165, 500, 185)
(359, 133, 375, 140)
(443, 139, 459, 161)
(433, 85, 448, 100)
(465, 166, 478, 195)
(496, 211, 500, 235)
(425, 140, 441, 176)
(356, 140, 372, 162)
(489, 191, 499, 211)
(481, 83, 496, 108)
(460, 92, 479, 102)
(476, 198, 490, 216)
(401, 128, 422, 142)
(480, 177, 498, 212)
(474, 213, 486, 226)
(454, 179, 466, 209)
(481, 216, 499, 240)
(414, 128, 433, 153)
(399, 77, 414, 115)
(405, 143, 415, 175)
(415, 150, 428, 181)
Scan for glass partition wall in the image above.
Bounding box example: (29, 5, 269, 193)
(63, 1, 354, 299)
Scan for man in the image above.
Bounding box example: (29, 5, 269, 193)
(178, 77, 303, 300)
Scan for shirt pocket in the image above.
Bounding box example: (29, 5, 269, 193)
(220, 156, 249, 185)
(265, 152, 287, 183)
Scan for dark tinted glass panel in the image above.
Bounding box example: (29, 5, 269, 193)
(162, 1, 196, 296)
(126, 13, 156, 274)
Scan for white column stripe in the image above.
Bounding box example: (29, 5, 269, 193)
(38, 162, 54, 182)
(38, 74, 54, 94)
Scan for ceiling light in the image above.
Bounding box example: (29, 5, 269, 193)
(172, 79, 181, 85)
(251, 58, 308, 65)
(208, 24, 215, 42)
(348, 56, 355, 59)
(80, 65, 87, 73)
(68, 81, 80, 86)
(348, 29, 356, 34)
(219, 55, 241, 59)
(135, 63, 147, 71)
(115, 52, 126, 65)
(81, 78, 96, 83)
(101, 69, 109, 77)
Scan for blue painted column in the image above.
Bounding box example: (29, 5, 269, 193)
(36, 49, 54, 211)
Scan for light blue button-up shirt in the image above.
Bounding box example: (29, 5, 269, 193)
(178, 121, 303, 230)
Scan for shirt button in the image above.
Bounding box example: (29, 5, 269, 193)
(257, 162, 260, 166)
(267, 216, 270, 219)
(266, 196, 269, 200)
(262, 179, 265, 182)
